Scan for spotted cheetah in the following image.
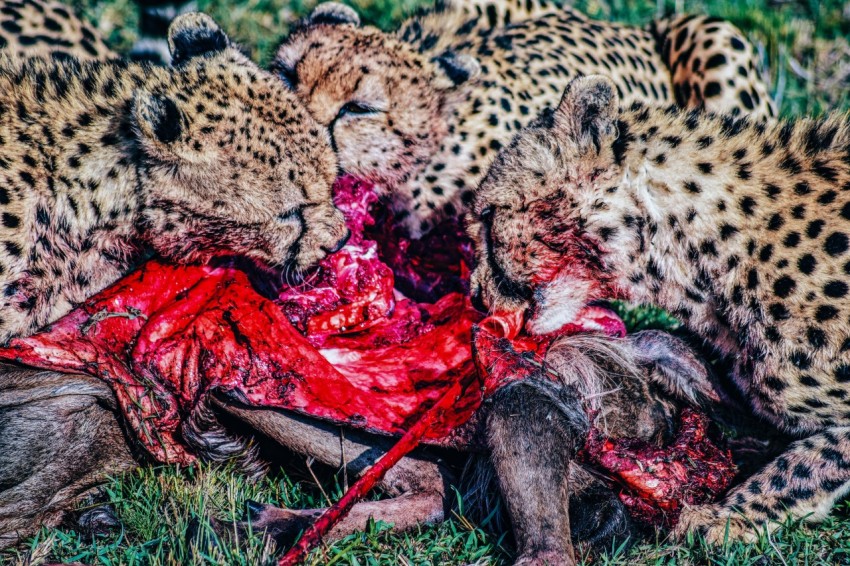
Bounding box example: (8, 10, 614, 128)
(0, 0, 113, 60)
(470, 74, 850, 542)
(273, 1, 775, 239)
(0, 11, 348, 343)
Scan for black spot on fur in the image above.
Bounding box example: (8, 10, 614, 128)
(684, 180, 701, 194)
(783, 232, 800, 248)
(816, 305, 838, 321)
(720, 224, 738, 240)
(767, 213, 784, 230)
(824, 280, 849, 298)
(773, 276, 796, 298)
(818, 190, 837, 205)
(825, 232, 850, 256)
(704, 81, 721, 98)
(704, 53, 727, 69)
(808, 327, 827, 349)
(794, 182, 811, 196)
(789, 351, 812, 370)
(798, 254, 817, 274)
(807, 220, 825, 238)
(800, 375, 820, 387)
(835, 365, 850, 383)
(738, 196, 756, 216)
(1, 213, 19, 228)
(769, 303, 790, 320)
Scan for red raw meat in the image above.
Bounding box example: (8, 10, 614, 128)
(0, 174, 731, 540)
(366, 213, 474, 302)
(582, 408, 735, 527)
(0, 176, 505, 462)
(0, 259, 488, 462)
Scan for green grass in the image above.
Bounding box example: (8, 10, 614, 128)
(6, 0, 850, 564)
(11, 460, 850, 565)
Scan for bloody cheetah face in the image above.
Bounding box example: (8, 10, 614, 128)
(135, 13, 348, 272)
(470, 76, 627, 334)
(271, 3, 479, 202)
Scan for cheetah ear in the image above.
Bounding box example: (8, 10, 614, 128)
(168, 12, 230, 66)
(306, 2, 361, 27)
(133, 91, 186, 149)
(432, 51, 480, 89)
(553, 75, 619, 155)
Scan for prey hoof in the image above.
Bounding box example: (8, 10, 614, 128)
(244, 499, 268, 521)
(570, 484, 635, 551)
(77, 504, 121, 539)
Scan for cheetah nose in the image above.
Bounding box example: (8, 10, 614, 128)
(470, 283, 487, 313)
(323, 229, 351, 254)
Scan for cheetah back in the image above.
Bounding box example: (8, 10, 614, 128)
(0, 0, 114, 61)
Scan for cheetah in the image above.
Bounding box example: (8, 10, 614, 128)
(0, 0, 113, 60)
(273, 0, 775, 239)
(0, 11, 348, 343)
(470, 74, 850, 542)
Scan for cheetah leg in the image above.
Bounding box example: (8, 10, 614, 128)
(673, 427, 850, 543)
(651, 14, 776, 120)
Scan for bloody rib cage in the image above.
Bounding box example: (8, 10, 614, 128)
(0, 175, 733, 540)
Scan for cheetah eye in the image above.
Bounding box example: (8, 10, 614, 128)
(277, 206, 303, 222)
(480, 206, 494, 224)
(338, 101, 380, 117)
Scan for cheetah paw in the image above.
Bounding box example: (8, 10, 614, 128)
(673, 504, 759, 545)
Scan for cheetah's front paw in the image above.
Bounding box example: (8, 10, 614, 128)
(673, 504, 759, 545)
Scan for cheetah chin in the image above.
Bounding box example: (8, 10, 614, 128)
(526, 274, 595, 336)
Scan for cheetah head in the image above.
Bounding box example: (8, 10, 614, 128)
(134, 13, 349, 273)
(470, 76, 629, 335)
(271, 3, 480, 223)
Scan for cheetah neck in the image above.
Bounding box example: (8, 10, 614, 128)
(604, 107, 777, 356)
(0, 58, 174, 338)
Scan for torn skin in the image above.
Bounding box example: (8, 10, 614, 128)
(0, 175, 729, 541)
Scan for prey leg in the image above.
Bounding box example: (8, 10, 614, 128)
(486, 378, 589, 566)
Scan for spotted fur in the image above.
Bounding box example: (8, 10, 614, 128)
(471, 74, 850, 542)
(0, 0, 113, 61)
(0, 12, 347, 343)
(273, 1, 775, 238)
